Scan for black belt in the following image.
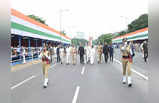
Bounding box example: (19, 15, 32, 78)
(122, 56, 130, 58)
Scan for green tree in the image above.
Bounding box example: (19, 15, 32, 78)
(71, 38, 88, 46)
(28, 14, 48, 25)
(96, 33, 113, 45)
(113, 14, 148, 38)
(128, 14, 148, 33)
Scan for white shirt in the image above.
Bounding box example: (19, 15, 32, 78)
(54, 47, 57, 54)
(66, 47, 71, 55)
(60, 48, 64, 55)
(85, 46, 91, 55)
(39, 51, 51, 60)
(90, 47, 95, 56)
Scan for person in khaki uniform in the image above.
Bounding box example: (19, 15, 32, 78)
(71, 45, 77, 65)
(39, 45, 51, 88)
(120, 38, 133, 87)
(97, 44, 103, 64)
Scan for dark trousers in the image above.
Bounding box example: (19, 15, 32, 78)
(57, 55, 60, 63)
(109, 53, 113, 62)
(80, 55, 84, 64)
(50, 54, 52, 63)
(144, 52, 148, 62)
(104, 53, 108, 63)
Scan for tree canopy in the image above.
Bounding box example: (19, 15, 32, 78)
(115, 14, 148, 37)
(128, 14, 148, 33)
(71, 38, 88, 46)
(95, 33, 113, 45)
(28, 14, 48, 26)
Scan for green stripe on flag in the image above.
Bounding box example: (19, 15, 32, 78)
(11, 22, 70, 43)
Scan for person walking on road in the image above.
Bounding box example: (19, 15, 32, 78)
(71, 45, 77, 65)
(97, 43, 103, 64)
(56, 45, 60, 63)
(48, 44, 54, 63)
(66, 45, 71, 65)
(109, 43, 114, 62)
(90, 45, 96, 64)
(142, 41, 148, 63)
(60, 46, 64, 64)
(103, 42, 109, 63)
(85, 43, 91, 63)
(39, 45, 51, 88)
(120, 38, 133, 87)
(78, 43, 85, 64)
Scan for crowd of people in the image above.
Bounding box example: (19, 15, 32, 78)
(41, 42, 115, 66)
(38, 42, 115, 88)
(11, 39, 148, 88)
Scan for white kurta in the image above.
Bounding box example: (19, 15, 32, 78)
(60, 48, 64, 63)
(22, 48, 26, 63)
(66, 47, 71, 63)
(85, 46, 91, 62)
(90, 47, 95, 64)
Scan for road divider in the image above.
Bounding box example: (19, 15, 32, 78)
(114, 58, 149, 80)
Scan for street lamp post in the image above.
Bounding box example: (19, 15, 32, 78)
(59, 9, 69, 44)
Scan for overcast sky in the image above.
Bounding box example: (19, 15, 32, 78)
(12, 0, 148, 40)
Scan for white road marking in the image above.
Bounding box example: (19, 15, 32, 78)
(81, 66, 85, 75)
(114, 58, 149, 80)
(11, 75, 36, 90)
(72, 86, 80, 103)
(11, 63, 57, 90)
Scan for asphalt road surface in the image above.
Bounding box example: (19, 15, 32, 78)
(11, 49, 149, 103)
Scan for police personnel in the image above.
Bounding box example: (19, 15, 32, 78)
(39, 45, 51, 88)
(71, 45, 77, 65)
(120, 38, 133, 87)
(97, 43, 103, 64)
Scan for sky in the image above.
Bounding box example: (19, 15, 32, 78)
(11, 0, 148, 40)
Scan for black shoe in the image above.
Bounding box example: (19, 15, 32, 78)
(128, 83, 132, 87)
(43, 85, 47, 88)
(122, 82, 126, 84)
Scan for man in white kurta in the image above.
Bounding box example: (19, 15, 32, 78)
(90, 45, 96, 64)
(66, 45, 71, 65)
(85, 44, 91, 63)
(60, 47, 64, 64)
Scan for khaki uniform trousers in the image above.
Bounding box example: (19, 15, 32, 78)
(72, 54, 77, 65)
(98, 53, 102, 63)
(42, 62, 50, 78)
(122, 58, 132, 76)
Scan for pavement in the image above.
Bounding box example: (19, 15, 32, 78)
(11, 49, 149, 103)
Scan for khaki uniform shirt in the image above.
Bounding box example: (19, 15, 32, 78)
(97, 45, 103, 54)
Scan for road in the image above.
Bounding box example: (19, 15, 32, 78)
(11, 49, 149, 103)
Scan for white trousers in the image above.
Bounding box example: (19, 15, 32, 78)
(66, 54, 71, 63)
(90, 55, 94, 64)
(86, 53, 90, 62)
